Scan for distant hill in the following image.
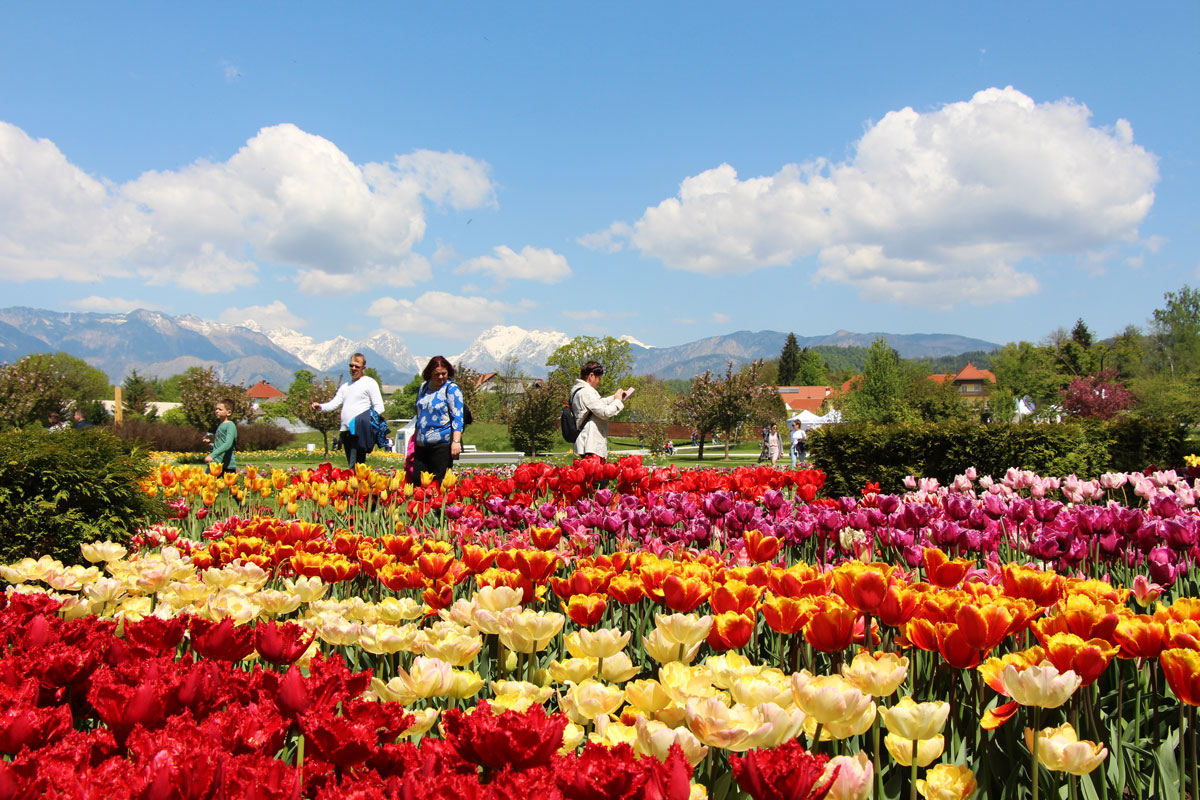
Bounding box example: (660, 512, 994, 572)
(630, 330, 1000, 379)
(0, 307, 1001, 386)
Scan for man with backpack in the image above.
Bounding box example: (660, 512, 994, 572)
(565, 360, 632, 461)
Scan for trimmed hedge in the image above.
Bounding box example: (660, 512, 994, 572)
(114, 420, 294, 453)
(0, 428, 165, 567)
(808, 417, 1187, 497)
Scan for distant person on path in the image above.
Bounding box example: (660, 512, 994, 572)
(766, 423, 783, 466)
(312, 352, 384, 469)
(571, 360, 633, 462)
(204, 397, 238, 472)
(791, 420, 807, 466)
(47, 411, 69, 432)
(72, 409, 92, 429)
(412, 355, 465, 485)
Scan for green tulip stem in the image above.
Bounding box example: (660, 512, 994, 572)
(1180, 703, 1187, 800)
(873, 715, 883, 800)
(910, 739, 919, 800)
(1031, 706, 1041, 800)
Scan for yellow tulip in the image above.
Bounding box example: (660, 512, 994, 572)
(599, 651, 642, 683)
(560, 722, 586, 754)
(625, 679, 673, 714)
(549, 658, 599, 685)
(705, 652, 758, 689)
(916, 763, 978, 799)
(879, 696, 950, 741)
(399, 708, 439, 738)
(80, 541, 128, 563)
(567, 627, 632, 660)
(498, 608, 565, 653)
(448, 670, 485, 699)
(655, 613, 713, 648)
(644, 628, 702, 665)
(790, 671, 872, 726)
(884, 733, 945, 767)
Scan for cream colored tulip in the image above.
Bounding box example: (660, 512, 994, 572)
(567, 627, 632, 660)
(659, 662, 721, 704)
(475, 585, 524, 612)
(207, 587, 261, 625)
(283, 575, 327, 603)
(224, 562, 270, 590)
(634, 717, 710, 767)
(561, 722, 586, 754)
(399, 708, 440, 738)
(166, 579, 211, 605)
(683, 697, 768, 751)
(590, 714, 638, 747)
(490, 680, 554, 704)
(371, 676, 418, 705)
(374, 595, 424, 622)
(81, 541, 128, 564)
(1025, 723, 1108, 776)
(822, 752, 874, 800)
(115, 596, 154, 623)
(448, 670, 485, 699)
(879, 696, 950, 741)
(47, 565, 100, 592)
(600, 651, 642, 683)
(790, 671, 872, 726)
(1000, 663, 1081, 709)
(549, 658, 599, 685)
(313, 615, 365, 647)
(842, 650, 910, 697)
(56, 594, 93, 621)
(744, 702, 808, 749)
(255, 589, 303, 617)
(645, 628, 702, 664)
(654, 613, 713, 648)
(201, 566, 241, 590)
(813, 701, 876, 740)
(562, 679, 625, 723)
(885, 733, 945, 767)
(438, 597, 478, 627)
(730, 671, 793, 708)
(916, 763, 978, 800)
(705, 652, 758, 689)
(358, 623, 421, 654)
(497, 608, 564, 653)
(83, 577, 127, 608)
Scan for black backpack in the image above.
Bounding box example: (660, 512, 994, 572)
(561, 386, 588, 443)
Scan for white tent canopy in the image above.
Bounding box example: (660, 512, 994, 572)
(787, 409, 841, 429)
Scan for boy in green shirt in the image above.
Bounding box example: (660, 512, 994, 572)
(204, 397, 237, 473)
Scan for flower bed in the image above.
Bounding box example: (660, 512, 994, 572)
(3, 459, 1200, 799)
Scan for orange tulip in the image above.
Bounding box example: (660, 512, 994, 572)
(530, 525, 562, 550)
(1032, 595, 1120, 645)
(706, 611, 755, 651)
(417, 551, 456, 581)
(1160, 648, 1200, 706)
(742, 529, 781, 564)
(638, 562, 673, 604)
(422, 580, 454, 611)
(511, 549, 560, 584)
(710, 580, 762, 615)
(1001, 564, 1062, 607)
(805, 602, 858, 653)
(460, 544, 498, 574)
(934, 623, 983, 670)
(1043, 633, 1119, 687)
(379, 563, 424, 592)
(1166, 620, 1200, 650)
(877, 584, 920, 628)
(564, 593, 608, 628)
(761, 595, 813, 635)
(955, 602, 1013, 653)
(832, 562, 893, 614)
(550, 566, 612, 600)
(1112, 615, 1166, 660)
(905, 618, 939, 653)
(662, 574, 710, 613)
(607, 574, 646, 606)
(769, 563, 831, 598)
(923, 547, 972, 589)
(1157, 597, 1200, 623)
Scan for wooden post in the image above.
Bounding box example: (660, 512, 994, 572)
(113, 386, 123, 428)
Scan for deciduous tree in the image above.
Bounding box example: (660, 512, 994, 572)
(505, 379, 561, 456)
(179, 367, 251, 433)
(0, 354, 66, 429)
(546, 336, 633, 398)
(288, 370, 340, 455)
(1059, 371, 1134, 420)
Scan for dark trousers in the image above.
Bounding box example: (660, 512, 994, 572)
(339, 430, 364, 469)
(412, 442, 453, 485)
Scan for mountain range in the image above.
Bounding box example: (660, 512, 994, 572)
(0, 306, 1000, 387)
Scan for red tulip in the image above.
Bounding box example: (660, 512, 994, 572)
(730, 740, 836, 800)
(254, 621, 314, 666)
(190, 617, 255, 662)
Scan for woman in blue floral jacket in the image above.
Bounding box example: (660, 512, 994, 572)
(413, 355, 464, 484)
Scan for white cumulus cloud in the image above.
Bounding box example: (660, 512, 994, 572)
(457, 244, 571, 283)
(367, 291, 530, 339)
(0, 122, 495, 295)
(611, 87, 1159, 306)
(218, 300, 307, 331)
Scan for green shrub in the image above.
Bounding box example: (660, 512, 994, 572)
(237, 423, 295, 451)
(809, 418, 1186, 497)
(0, 428, 165, 567)
(115, 419, 206, 452)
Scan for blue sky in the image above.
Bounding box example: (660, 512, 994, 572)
(1, 2, 1197, 355)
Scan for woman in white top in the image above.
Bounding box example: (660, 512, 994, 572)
(311, 352, 384, 468)
(766, 423, 783, 466)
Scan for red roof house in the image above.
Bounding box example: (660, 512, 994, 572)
(776, 386, 833, 414)
(246, 381, 286, 401)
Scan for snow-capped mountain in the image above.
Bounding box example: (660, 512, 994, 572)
(241, 322, 422, 383)
(452, 325, 571, 377)
(620, 334, 654, 349)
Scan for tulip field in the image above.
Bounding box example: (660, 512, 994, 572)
(4, 457, 1200, 799)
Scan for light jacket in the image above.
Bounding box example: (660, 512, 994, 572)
(571, 378, 624, 458)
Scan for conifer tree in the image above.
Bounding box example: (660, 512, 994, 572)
(777, 333, 801, 385)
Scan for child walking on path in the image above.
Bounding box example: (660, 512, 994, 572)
(205, 397, 238, 472)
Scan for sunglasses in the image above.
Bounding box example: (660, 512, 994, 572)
(349, 363, 363, 369)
